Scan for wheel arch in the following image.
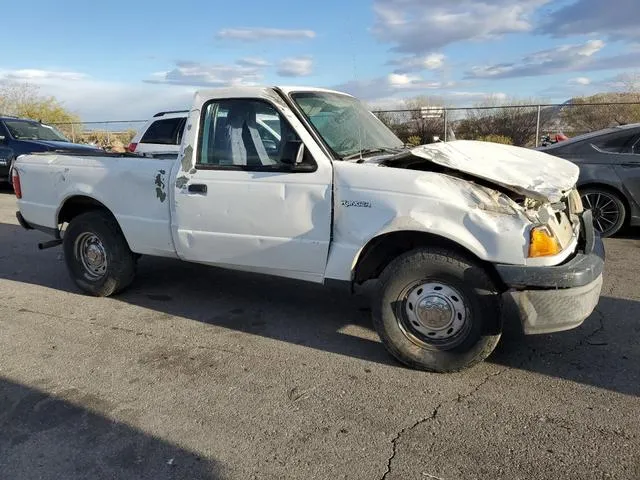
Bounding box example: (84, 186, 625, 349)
(352, 230, 507, 292)
(57, 195, 133, 249)
(58, 195, 116, 225)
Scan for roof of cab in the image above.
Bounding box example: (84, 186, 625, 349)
(191, 86, 353, 110)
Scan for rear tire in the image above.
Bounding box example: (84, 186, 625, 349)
(63, 211, 136, 297)
(372, 247, 502, 372)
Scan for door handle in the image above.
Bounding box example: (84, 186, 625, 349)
(188, 184, 207, 194)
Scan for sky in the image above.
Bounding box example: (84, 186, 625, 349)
(2, 0, 639, 121)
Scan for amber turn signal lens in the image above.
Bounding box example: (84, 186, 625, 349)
(528, 226, 561, 258)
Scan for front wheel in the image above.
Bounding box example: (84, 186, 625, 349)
(63, 211, 137, 297)
(372, 248, 502, 372)
(580, 187, 626, 238)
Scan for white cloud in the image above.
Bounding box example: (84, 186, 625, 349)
(598, 72, 640, 91)
(467, 39, 606, 79)
(569, 77, 591, 86)
(372, 0, 549, 53)
(236, 57, 271, 67)
(387, 73, 442, 90)
(216, 28, 316, 42)
(390, 53, 445, 73)
(333, 73, 449, 102)
(1, 69, 194, 121)
(1, 69, 88, 82)
(148, 60, 265, 87)
(277, 57, 313, 77)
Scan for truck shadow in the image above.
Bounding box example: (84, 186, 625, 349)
(1, 222, 639, 397)
(0, 376, 224, 480)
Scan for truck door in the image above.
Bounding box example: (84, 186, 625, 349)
(171, 97, 333, 283)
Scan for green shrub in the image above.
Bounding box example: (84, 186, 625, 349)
(407, 135, 422, 146)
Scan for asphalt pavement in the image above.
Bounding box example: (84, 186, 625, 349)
(0, 186, 638, 479)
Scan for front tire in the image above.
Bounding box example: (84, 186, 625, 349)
(372, 247, 502, 373)
(580, 187, 626, 238)
(63, 211, 136, 297)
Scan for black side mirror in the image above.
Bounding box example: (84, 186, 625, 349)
(281, 140, 305, 165)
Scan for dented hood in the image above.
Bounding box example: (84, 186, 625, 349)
(408, 140, 579, 203)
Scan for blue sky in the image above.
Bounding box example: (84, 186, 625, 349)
(2, 0, 639, 120)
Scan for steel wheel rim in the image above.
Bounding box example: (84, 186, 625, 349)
(74, 232, 107, 279)
(581, 192, 620, 235)
(396, 281, 471, 349)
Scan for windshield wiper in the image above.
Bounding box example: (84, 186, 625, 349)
(342, 147, 404, 161)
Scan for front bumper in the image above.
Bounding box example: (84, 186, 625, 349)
(496, 210, 605, 335)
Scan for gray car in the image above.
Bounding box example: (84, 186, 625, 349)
(537, 123, 640, 237)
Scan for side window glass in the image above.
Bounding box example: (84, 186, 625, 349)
(592, 132, 636, 154)
(197, 99, 312, 169)
(631, 137, 640, 155)
(140, 118, 182, 145)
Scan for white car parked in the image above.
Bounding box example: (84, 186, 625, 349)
(13, 86, 605, 372)
(127, 110, 188, 156)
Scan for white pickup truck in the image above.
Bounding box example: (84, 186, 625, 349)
(13, 86, 605, 372)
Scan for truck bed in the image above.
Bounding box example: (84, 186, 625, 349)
(15, 152, 178, 258)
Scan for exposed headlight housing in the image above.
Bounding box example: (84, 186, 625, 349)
(528, 225, 561, 258)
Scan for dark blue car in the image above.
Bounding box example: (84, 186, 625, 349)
(0, 116, 102, 183)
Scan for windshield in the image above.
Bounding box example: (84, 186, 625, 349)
(291, 91, 404, 159)
(4, 120, 69, 142)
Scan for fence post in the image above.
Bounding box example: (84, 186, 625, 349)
(535, 104, 541, 147)
(71, 123, 75, 143)
(443, 108, 448, 142)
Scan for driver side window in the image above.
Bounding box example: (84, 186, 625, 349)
(196, 99, 314, 171)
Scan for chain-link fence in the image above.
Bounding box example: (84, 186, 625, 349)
(373, 101, 640, 148)
(48, 101, 640, 151)
(49, 120, 147, 151)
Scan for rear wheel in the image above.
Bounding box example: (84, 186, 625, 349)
(63, 211, 136, 297)
(580, 187, 626, 237)
(372, 247, 502, 372)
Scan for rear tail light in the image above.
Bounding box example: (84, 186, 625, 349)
(127, 142, 138, 152)
(12, 168, 22, 199)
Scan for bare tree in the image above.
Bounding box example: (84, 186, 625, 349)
(456, 96, 552, 146)
(0, 81, 81, 138)
(375, 109, 413, 143)
(401, 95, 446, 144)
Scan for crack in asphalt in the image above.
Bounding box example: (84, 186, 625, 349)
(380, 404, 440, 480)
(380, 368, 508, 480)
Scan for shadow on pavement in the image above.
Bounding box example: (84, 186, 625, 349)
(2, 221, 639, 396)
(0, 376, 224, 480)
(619, 226, 640, 240)
(492, 294, 640, 396)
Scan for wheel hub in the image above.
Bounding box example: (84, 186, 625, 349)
(75, 233, 107, 279)
(415, 295, 453, 330)
(404, 283, 467, 341)
(85, 244, 105, 267)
